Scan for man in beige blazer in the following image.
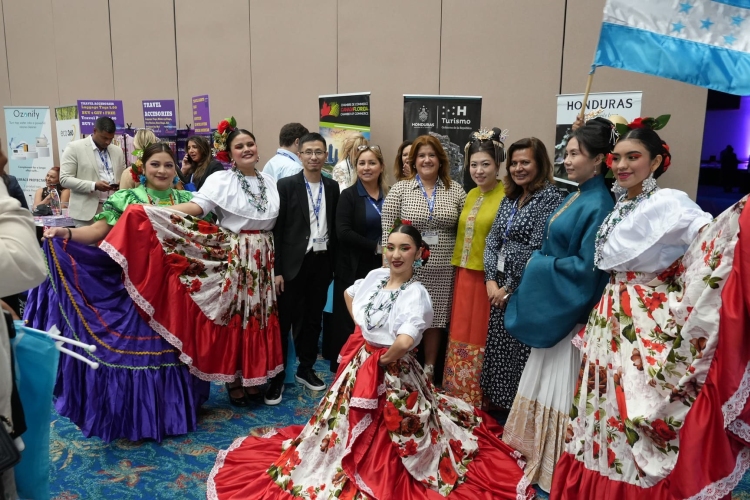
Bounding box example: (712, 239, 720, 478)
(60, 117, 125, 226)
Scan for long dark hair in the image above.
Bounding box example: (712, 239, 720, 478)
(185, 135, 212, 180)
(618, 127, 671, 179)
(393, 140, 412, 181)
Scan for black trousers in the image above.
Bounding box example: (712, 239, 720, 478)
(276, 251, 332, 379)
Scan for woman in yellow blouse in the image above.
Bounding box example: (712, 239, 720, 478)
(443, 128, 506, 408)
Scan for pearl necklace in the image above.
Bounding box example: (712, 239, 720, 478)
(363, 276, 416, 330)
(594, 185, 659, 267)
(233, 167, 268, 212)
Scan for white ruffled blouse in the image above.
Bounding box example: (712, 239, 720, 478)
(346, 268, 434, 348)
(191, 170, 280, 233)
(598, 188, 713, 273)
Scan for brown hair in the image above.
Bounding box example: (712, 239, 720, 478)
(393, 140, 413, 181)
(185, 135, 212, 181)
(341, 133, 368, 164)
(408, 135, 451, 188)
(504, 137, 553, 199)
(353, 146, 388, 195)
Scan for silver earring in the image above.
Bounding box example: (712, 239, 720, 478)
(642, 173, 657, 193)
(611, 181, 626, 199)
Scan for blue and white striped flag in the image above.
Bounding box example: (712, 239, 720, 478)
(595, 0, 750, 95)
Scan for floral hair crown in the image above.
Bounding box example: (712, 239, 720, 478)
(390, 218, 412, 233)
(464, 127, 508, 165)
(212, 116, 237, 163)
(606, 114, 672, 172)
(129, 139, 156, 184)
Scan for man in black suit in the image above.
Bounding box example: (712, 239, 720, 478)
(265, 132, 339, 405)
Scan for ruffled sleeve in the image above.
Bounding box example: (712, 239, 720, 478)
(391, 283, 434, 346)
(94, 189, 140, 226)
(598, 189, 713, 271)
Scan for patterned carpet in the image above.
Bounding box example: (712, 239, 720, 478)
(47, 358, 750, 499)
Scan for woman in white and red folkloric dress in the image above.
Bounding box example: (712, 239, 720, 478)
(552, 118, 750, 499)
(208, 221, 534, 499)
(101, 119, 283, 406)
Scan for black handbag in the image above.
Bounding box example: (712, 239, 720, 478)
(0, 416, 20, 473)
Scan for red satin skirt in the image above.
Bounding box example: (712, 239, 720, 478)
(208, 328, 534, 499)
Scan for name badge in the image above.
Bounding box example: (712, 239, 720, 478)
(497, 248, 506, 272)
(422, 230, 439, 247)
(313, 237, 327, 252)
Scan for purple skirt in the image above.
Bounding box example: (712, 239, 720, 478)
(24, 238, 209, 442)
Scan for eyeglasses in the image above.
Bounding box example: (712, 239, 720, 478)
(357, 145, 381, 153)
(301, 150, 326, 158)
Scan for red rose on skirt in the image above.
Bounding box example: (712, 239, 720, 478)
(339, 478, 357, 500)
(449, 439, 464, 463)
(399, 415, 421, 437)
(592, 441, 600, 459)
(165, 252, 190, 274)
(405, 391, 418, 409)
(607, 447, 616, 467)
(188, 278, 201, 294)
(651, 419, 677, 441)
(197, 220, 219, 234)
(383, 401, 402, 432)
(398, 439, 418, 457)
(438, 456, 458, 486)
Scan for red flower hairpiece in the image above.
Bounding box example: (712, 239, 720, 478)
(606, 153, 614, 169)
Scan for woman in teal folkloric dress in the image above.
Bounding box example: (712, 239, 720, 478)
(501, 118, 615, 492)
(32, 143, 209, 442)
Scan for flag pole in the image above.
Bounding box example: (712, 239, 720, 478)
(579, 65, 597, 121)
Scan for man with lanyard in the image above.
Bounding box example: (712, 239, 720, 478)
(262, 122, 309, 181)
(60, 117, 125, 226)
(268, 132, 339, 405)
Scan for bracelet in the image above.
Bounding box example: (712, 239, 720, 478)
(66, 227, 72, 240)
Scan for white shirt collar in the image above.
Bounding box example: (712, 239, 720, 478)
(89, 135, 107, 153)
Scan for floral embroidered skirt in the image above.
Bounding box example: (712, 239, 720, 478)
(101, 204, 283, 387)
(208, 327, 534, 499)
(24, 238, 209, 442)
(443, 267, 491, 408)
(553, 196, 750, 499)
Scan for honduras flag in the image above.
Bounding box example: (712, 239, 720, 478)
(595, 0, 750, 95)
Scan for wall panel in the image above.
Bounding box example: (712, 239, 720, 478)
(110, 0, 178, 130)
(175, 0, 252, 141)
(562, 0, 706, 198)
(250, 0, 337, 162)
(440, 0, 565, 179)
(52, 0, 114, 106)
(338, 0, 441, 181)
(0, 0, 12, 155)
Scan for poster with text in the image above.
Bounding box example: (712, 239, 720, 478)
(403, 95, 482, 190)
(192, 95, 211, 135)
(319, 92, 370, 176)
(77, 100, 125, 135)
(55, 105, 80, 158)
(554, 91, 642, 189)
(5, 106, 54, 204)
(142, 99, 177, 137)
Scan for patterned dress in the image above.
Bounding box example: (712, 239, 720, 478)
(208, 268, 534, 499)
(381, 176, 466, 328)
(552, 190, 750, 499)
(480, 182, 565, 408)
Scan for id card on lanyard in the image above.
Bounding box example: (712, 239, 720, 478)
(305, 178, 327, 251)
(497, 196, 527, 272)
(367, 196, 383, 216)
(416, 175, 439, 246)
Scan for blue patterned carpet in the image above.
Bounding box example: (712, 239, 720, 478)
(48, 358, 750, 499)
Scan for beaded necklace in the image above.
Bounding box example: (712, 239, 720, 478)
(143, 187, 176, 206)
(233, 167, 268, 212)
(594, 185, 659, 267)
(363, 276, 417, 330)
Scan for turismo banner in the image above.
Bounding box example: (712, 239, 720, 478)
(403, 95, 482, 189)
(4, 106, 54, 205)
(192, 95, 211, 135)
(142, 99, 177, 137)
(554, 91, 642, 188)
(77, 100, 125, 135)
(318, 92, 371, 176)
(55, 105, 80, 158)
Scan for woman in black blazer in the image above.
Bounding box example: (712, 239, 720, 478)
(324, 145, 388, 372)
